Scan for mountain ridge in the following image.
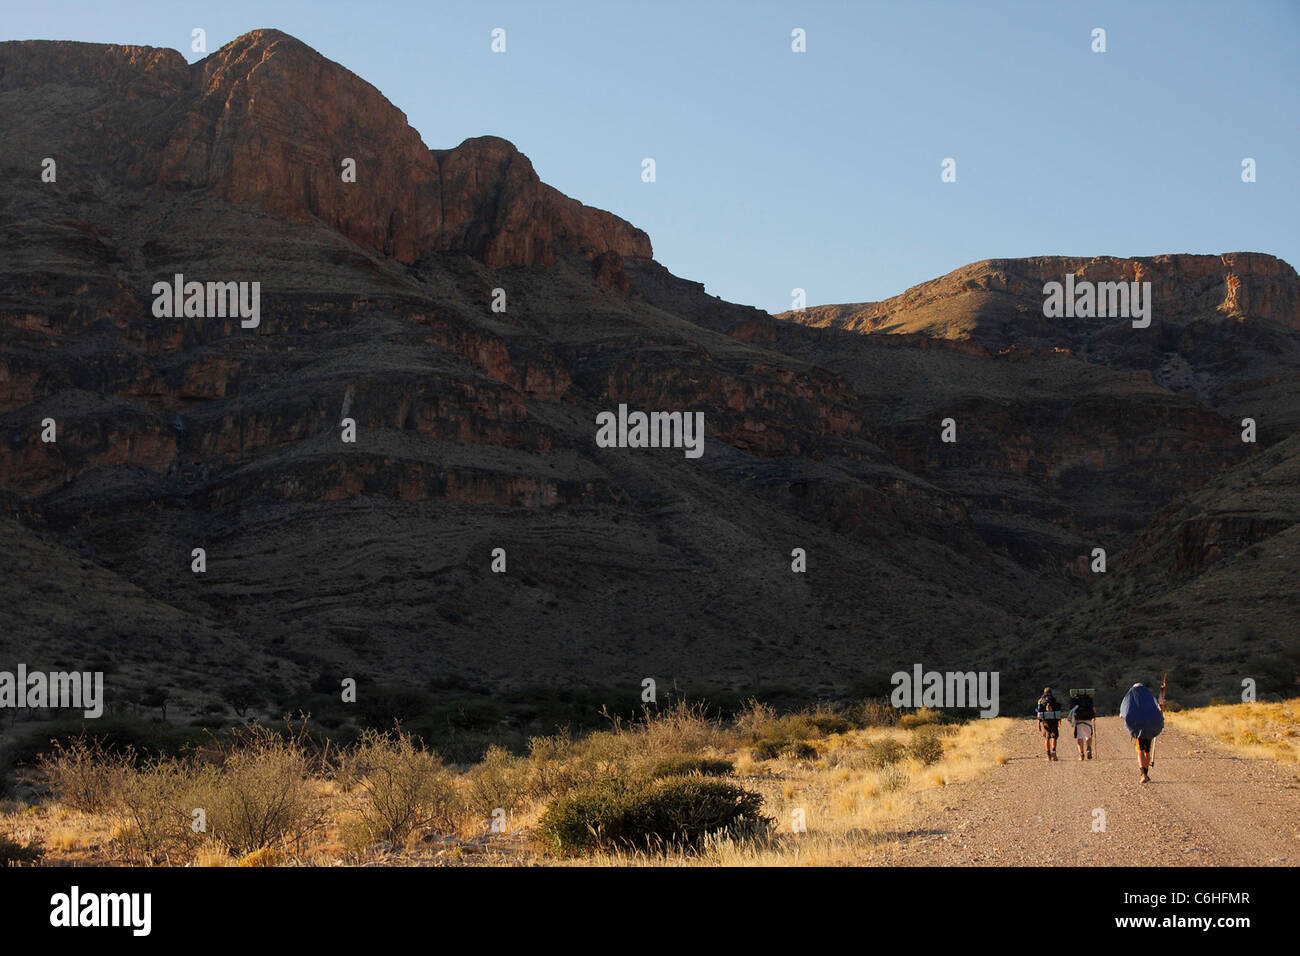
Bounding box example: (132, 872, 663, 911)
(1, 30, 1296, 721)
(0, 30, 652, 269)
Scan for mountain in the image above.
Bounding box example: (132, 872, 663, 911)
(0, 31, 651, 268)
(1033, 434, 1300, 700)
(782, 254, 1300, 435)
(779, 256, 1300, 700)
(1, 31, 1296, 728)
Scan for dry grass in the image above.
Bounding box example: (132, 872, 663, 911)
(1171, 698, 1300, 763)
(555, 716, 1014, 867)
(0, 702, 1129, 867)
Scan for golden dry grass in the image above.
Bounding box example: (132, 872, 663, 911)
(1171, 698, 1300, 763)
(9, 698, 1294, 867)
(557, 717, 1014, 867)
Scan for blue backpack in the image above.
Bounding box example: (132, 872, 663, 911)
(1120, 684, 1164, 739)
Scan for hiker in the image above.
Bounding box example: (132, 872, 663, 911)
(1067, 688, 1096, 760)
(1036, 687, 1061, 761)
(1120, 683, 1165, 783)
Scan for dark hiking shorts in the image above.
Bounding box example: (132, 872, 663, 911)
(1135, 737, 1152, 754)
(1041, 719, 1059, 739)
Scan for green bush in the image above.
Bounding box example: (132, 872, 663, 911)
(646, 755, 734, 779)
(537, 777, 771, 856)
(907, 732, 944, 766)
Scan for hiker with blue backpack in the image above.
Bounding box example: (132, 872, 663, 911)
(1120, 680, 1166, 784)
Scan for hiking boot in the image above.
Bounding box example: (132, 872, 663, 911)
(1079, 752, 1085, 760)
(1140, 771, 1150, 783)
(1086, 749, 1093, 760)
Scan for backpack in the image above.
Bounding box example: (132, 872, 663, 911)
(1120, 684, 1164, 739)
(1037, 694, 1059, 718)
(1071, 694, 1095, 721)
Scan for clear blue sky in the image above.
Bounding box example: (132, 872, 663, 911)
(7, 1, 1298, 313)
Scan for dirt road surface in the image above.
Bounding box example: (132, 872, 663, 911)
(876, 716, 1300, 865)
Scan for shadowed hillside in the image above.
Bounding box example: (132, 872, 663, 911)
(1, 31, 1297, 737)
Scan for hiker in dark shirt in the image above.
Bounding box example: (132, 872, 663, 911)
(1036, 687, 1061, 761)
(1067, 689, 1096, 761)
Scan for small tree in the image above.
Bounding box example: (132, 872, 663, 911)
(221, 683, 262, 720)
(139, 689, 169, 720)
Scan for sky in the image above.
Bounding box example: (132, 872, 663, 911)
(5, 0, 1298, 314)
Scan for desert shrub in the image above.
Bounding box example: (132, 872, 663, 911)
(536, 778, 632, 855)
(1, 719, 203, 793)
(460, 734, 598, 820)
(561, 701, 723, 774)
(734, 700, 821, 758)
(646, 755, 734, 779)
(907, 731, 944, 766)
(0, 833, 43, 865)
(113, 759, 203, 862)
(36, 734, 136, 813)
(878, 764, 909, 792)
(733, 699, 779, 739)
(195, 724, 319, 855)
(526, 732, 596, 797)
(852, 698, 900, 728)
(464, 745, 530, 817)
(525, 731, 572, 767)
(750, 738, 783, 761)
(342, 729, 458, 847)
(572, 730, 628, 775)
(537, 777, 771, 856)
(783, 742, 818, 760)
(622, 700, 722, 761)
(897, 707, 943, 730)
(808, 705, 853, 736)
(862, 737, 906, 769)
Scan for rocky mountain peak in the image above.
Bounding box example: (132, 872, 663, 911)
(0, 29, 652, 268)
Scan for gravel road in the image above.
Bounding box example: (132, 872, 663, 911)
(876, 716, 1300, 866)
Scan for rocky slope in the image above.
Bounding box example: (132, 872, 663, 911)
(789, 254, 1300, 341)
(782, 254, 1300, 437)
(1030, 436, 1300, 701)
(1, 31, 1296, 728)
(0, 31, 651, 268)
(778, 256, 1300, 699)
